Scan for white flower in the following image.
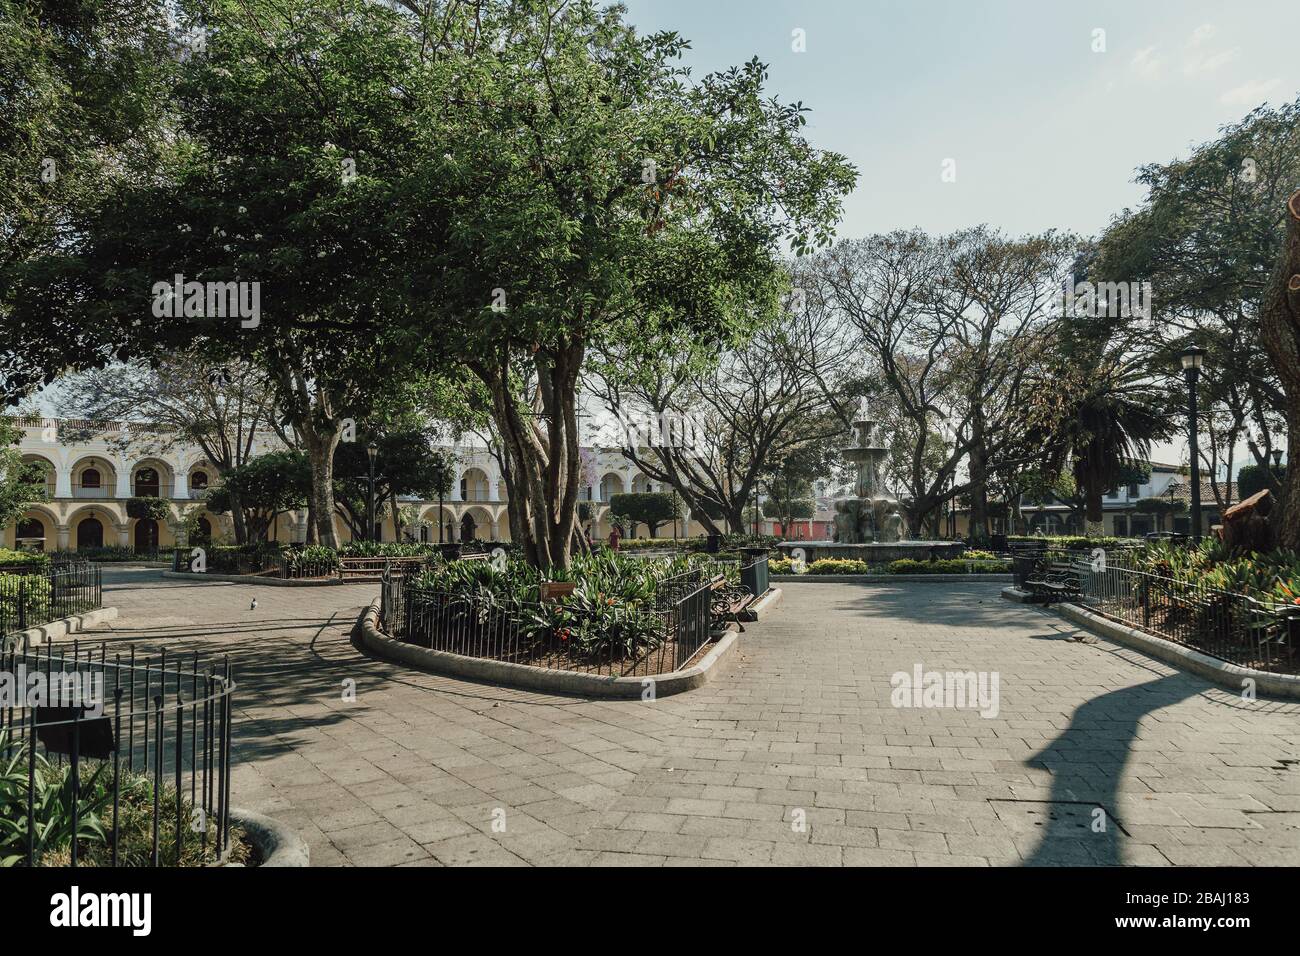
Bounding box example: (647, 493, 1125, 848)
(237, 206, 247, 214)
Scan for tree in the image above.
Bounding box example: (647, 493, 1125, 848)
(5, 1, 855, 568)
(804, 228, 1078, 543)
(385, 1, 856, 568)
(1097, 100, 1300, 537)
(205, 451, 310, 542)
(600, 312, 851, 535)
(333, 425, 451, 542)
(1261, 190, 1300, 547)
(608, 492, 678, 538)
(0, 421, 49, 531)
(1238, 462, 1287, 500)
(0, 0, 174, 401)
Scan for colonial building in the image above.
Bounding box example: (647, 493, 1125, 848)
(1, 417, 709, 552)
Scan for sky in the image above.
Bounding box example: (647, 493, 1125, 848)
(616, 0, 1300, 473)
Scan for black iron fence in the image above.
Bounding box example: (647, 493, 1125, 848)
(1, 561, 102, 641)
(0, 642, 235, 866)
(379, 566, 718, 677)
(741, 554, 769, 598)
(1077, 561, 1297, 673)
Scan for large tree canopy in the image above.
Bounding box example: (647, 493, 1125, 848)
(5, 0, 855, 567)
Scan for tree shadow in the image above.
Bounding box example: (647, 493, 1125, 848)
(1019, 673, 1197, 866)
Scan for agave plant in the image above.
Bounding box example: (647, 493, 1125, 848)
(0, 731, 110, 867)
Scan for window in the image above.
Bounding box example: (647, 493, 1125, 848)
(1127, 483, 1139, 498)
(191, 470, 209, 490)
(134, 467, 160, 497)
(81, 468, 101, 489)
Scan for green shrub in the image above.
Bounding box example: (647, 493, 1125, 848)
(1128, 538, 1300, 607)
(0, 548, 49, 570)
(285, 545, 341, 572)
(0, 573, 52, 622)
(887, 558, 1010, 574)
(338, 541, 437, 558)
(0, 729, 244, 868)
(806, 558, 872, 575)
(125, 496, 170, 521)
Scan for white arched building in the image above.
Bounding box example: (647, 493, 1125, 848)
(2, 418, 707, 552)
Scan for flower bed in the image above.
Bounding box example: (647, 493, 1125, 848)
(1117, 539, 1300, 608)
(385, 551, 726, 675)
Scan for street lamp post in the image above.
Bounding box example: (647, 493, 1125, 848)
(1179, 346, 1206, 542)
(366, 442, 378, 542)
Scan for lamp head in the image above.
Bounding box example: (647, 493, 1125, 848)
(1178, 346, 1206, 371)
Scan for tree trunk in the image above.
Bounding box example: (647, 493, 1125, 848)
(1260, 191, 1300, 549)
(966, 415, 990, 545)
(303, 433, 340, 548)
(227, 487, 249, 544)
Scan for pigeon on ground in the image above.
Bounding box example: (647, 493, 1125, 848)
(250, 598, 258, 610)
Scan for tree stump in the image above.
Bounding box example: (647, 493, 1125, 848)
(1218, 489, 1274, 555)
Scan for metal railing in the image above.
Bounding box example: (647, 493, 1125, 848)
(0, 642, 234, 867)
(740, 554, 769, 598)
(379, 566, 718, 676)
(1078, 561, 1297, 673)
(1, 561, 102, 642)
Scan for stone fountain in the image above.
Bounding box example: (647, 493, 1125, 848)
(776, 402, 965, 565)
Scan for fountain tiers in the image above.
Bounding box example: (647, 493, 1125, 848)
(776, 404, 966, 564)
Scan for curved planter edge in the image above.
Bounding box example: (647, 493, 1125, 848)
(356, 598, 737, 699)
(1053, 601, 1300, 701)
(227, 807, 311, 867)
(2, 606, 118, 652)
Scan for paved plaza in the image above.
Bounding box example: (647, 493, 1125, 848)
(78, 568, 1300, 866)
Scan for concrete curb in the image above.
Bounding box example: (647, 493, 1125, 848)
(741, 586, 783, 621)
(1053, 601, 1300, 701)
(227, 807, 310, 867)
(771, 573, 1013, 584)
(356, 598, 737, 699)
(162, 570, 373, 587)
(3, 606, 118, 651)
(1000, 586, 1053, 604)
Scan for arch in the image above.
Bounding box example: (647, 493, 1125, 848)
(419, 505, 458, 544)
(131, 457, 174, 498)
(599, 472, 625, 501)
(134, 517, 160, 553)
(461, 506, 494, 542)
(15, 515, 48, 551)
(19, 454, 58, 497)
(189, 468, 210, 492)
(76, 516, 105, 549)
(632, 473, 652, 494)
(70, 456, 118, 499)
(459, 467, 491, 502)
(194, 516, 213, 544)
